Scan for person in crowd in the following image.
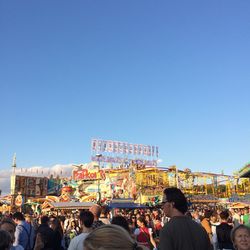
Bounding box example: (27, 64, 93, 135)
(128, 214, 137, 234)
(63, 215, 71, 232)
(216, 210, 234, 250)
(145, 214, 154, 232)
(49, 217, 63, 250)
(192, 210, 201, 224)
(35, 215, 55, 250)
(159, 187, 212, 250)
(201, 210, 213, 242)
(111, 215, 131, 233)
(33, 233, 44, 250)
(89, 204, 105, 229)
(12, 212, 35, 250)
(68, 210, 94, 250)
(210, 211, 220, 250)
(231, 224, 250, 250)
(67, 220, 80, 240)
(99, 205, 110, 225)
(243, 208, 250, 228)
(0, 217, 24, 250)
(152, 209, 160, 220)
(83, 224, 147, 250)
(134, 216, 157, 250)
(153, 216, 162, 238)
(0, 229, 12, 250)
(230, 209, 241, 227)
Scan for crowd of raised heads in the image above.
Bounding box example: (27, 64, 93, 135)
(0, 187, 249, 250)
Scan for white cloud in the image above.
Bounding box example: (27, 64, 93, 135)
(0, 164, 74, 195)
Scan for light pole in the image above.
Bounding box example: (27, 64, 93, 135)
(96, 154, 102, 204)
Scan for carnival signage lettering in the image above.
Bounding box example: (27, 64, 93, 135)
(91, 139, 159, 158)
(73, 169, 106, 181)
(91, 155, 157, 167)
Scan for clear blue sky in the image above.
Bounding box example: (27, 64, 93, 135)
(1, 0, 250, 175)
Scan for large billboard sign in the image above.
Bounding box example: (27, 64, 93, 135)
(11, 175, 48, 198)
(91, 139, 159, 158)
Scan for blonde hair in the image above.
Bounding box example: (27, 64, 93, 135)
(84, 224, 145, 250)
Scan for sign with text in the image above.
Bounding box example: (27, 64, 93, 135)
(91, 139, 159, 158)
(73, 169, 106, 181)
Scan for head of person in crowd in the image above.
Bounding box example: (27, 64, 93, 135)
(137, 216, 147, 229)
(204, 210, 212, 219)
(130, 214, 137, 222)
(145, 214, 151, 223)
(231, 224, 250, 250)
(100, 205, 109, 218)
(25, 214, 33, 224)
(50, 217, 63, 237)
(84, 224, 146, 250)
(111, 215, 130, 233)
(89, 204, 102, 221)
(219, 210, 230, 222)
(0, 218, 16, 245)
(12, 212, 25, 224)
(70, 220, 79, 229)
(40, 215, 50, 225)
(210, 211, 218, 223)
(79, 210, 94, 230)
(244, 208, 248, 214)
(152, 209, 160, 218)
(185, 211, 192, 219)
(162, 187, 188, 217)
(192, 210, 200, 221)
(0, 229, 12, 250)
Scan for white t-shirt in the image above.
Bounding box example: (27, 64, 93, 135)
(68, 232, 89, 250)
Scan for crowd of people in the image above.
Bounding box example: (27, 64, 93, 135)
(0, 187, 249, 250)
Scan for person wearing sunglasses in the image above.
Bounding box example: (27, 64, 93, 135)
(159, 187, 213, 250)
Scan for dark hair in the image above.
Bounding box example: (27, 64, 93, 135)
(163, 187, 188, 214)
(0, 217, 16, 228)
(111, 216, 130, 233)
(137, 216, 147, 227)
(101, 205, 109, 216)
(41, 216, 49, 224)
(155, 215, 161, 221)
(219, 210, 229, 220)
(50, 218, 63, 237)
(0, 229, 11, 249)
(204, 210, 213, 219)
(12, 212, 25, 221)
(80, 210, 94, 228)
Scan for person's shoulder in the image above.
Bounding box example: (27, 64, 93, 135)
(92, 220, 105, 229)
(69, 233, 89, 249)
(10, 244, 24, 250)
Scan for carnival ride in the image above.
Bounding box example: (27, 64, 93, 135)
(4, 161, 250, 213)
